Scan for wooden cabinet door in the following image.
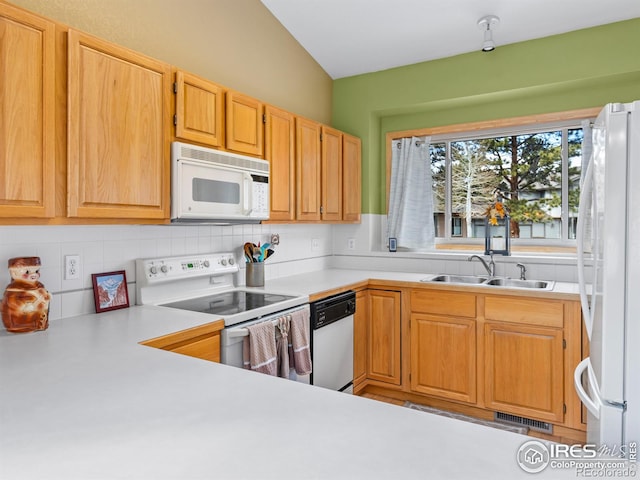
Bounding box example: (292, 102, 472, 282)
(368, 289, 401, 385)
(225, 91, 263, 156)
(0, 4, 55, 218)
(170, 334, 221, 363)
(67, 30, 171, 219)
(265, 105, 295, 221)
(320, 126, 342, 221)
(295, 117, 321, 221)
(141, 320, 224, 363)
(410, 313, 477, 404)
(175, 70, 224, 147)
(353, 290, 369, 390)
(342, 133, 361, 222)
(484, 321, 564, 423)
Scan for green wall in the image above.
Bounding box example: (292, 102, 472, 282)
(332, 18, 640, 215)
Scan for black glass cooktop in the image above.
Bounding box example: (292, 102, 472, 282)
(160, 291, 296, 317)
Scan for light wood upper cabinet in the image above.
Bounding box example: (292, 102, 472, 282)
(265, 105, 295, 221)
(320, 126, 343, 221)
(342, 133, 361, 223)
(295, 117, 322, 221)
(174, 70, 224, 148)
(0, 3, 55, 218)
(67, 30, 171, 219)
(226, 91, 264, 157)
(368, 289, 401, 385)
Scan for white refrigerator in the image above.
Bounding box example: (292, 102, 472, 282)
(574, 101, 639, 451)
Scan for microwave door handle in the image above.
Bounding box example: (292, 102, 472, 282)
(243, 173, 253, 215)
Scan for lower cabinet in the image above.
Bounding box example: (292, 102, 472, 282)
(482, 295, 566, 423)
(399, 287, 583, 436)
(140, 320, 224, 363)
(353, 290, 368, 390)
(368, 289, 401, 385)
(410, 289, 477, 403)
(484, 320, 564, 423)
(410, 313, 477, 404)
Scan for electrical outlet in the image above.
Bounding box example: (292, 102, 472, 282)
(270, 233, 280, 245)
(311, 238, 320, 251)
(65, 255, 81, 280)
(348, 238, 356, 250)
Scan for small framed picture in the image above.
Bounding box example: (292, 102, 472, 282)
(389, 237, 397, 252)
(91, 270, 130, 313)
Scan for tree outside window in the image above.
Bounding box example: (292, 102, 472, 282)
(425, 124, 586, 244)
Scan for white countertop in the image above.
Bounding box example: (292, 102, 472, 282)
(0, 270, 580, 479)
(262, 268, 581, 299)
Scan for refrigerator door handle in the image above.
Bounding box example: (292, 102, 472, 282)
(576, 153, 595, 340)
(574, 357, 602, 419)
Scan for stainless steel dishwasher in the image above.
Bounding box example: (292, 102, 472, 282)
(310, 290, 356, 393)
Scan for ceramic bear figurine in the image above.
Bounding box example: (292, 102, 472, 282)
(1, 257, 51, 333)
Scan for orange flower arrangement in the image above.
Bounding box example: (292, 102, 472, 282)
(486, 201, 506, 226)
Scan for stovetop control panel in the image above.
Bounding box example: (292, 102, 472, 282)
(137, 253, 238, 284)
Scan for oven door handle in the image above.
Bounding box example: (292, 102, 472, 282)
(242, 173, 253, 216)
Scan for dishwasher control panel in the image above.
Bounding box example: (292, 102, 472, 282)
(311, 291, 356, 329)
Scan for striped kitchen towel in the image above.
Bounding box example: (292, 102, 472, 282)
(289, 306, 312, 375)
(242, 320, 277, 376)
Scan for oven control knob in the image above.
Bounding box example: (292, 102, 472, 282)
(160, 265, 168, 273)
(203, 260, 210, 268)
(149, 266, 158, 275)
(228, 257, 235, 265)
(221, 258, 228, 266)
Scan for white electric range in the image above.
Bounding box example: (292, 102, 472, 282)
(135, 253, 309, 370)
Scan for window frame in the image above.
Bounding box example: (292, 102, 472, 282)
(385, 107, 600, 253)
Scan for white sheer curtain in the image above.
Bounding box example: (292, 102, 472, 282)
(387, 136, 435, 249)
(581, 119, 593, 185)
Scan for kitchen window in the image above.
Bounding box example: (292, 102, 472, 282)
(387, 108, 599, 253)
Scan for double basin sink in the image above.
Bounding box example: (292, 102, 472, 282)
(422, 274, 554, 290)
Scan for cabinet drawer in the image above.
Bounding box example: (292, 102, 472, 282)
(411, 290, 476, 318)
(484, 296, 563, 328)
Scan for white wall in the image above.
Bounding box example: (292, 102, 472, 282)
(0, 223, 333, 322)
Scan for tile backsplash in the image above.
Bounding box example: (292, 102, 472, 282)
(0, 223, 333, 321)
(0, 215, 581, 322)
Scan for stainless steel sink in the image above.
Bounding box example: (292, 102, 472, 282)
(421, 274, 554, 290)
(423, 274, 488, 284)
(484, 278, 554, 290)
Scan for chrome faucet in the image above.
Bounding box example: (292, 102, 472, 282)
(468, 254, 495, 277)
(516, 263, 527, 280)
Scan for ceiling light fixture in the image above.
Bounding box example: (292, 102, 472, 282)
(477, 15, 500, 52)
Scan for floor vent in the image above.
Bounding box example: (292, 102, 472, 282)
(494, 412, 553, 434)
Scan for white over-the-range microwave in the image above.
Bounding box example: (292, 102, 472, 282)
(171, 142, 270, 224)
